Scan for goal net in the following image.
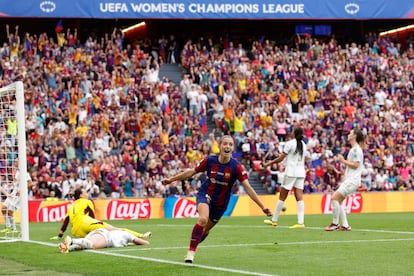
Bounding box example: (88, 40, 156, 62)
(0, 81, 29, 242)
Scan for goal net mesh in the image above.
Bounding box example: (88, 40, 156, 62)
(0, 81, 28, 242)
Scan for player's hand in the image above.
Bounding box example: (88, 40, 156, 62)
(161, 179, 171, 185)
(262, 207, 272, 217)
(50, 236, 60, 240)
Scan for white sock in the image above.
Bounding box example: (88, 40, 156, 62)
(331, 200, 340, 225)
(69, 244, 83, 251)
(9, 216, 15, 230)
(72, 238, 93, 249)
(339, 205, 349, 227)
(272, 200, 285, 222)
(297, 200, 305, 225)
(5, 214, 11, 228)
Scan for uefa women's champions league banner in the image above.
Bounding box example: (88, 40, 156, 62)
(1, 0, 414, 19)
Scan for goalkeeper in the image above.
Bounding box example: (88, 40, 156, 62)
(58, 228, 150, 254)
(56, 188, 151, 239)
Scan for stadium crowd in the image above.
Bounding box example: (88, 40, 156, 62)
(0, 23, 413, 200)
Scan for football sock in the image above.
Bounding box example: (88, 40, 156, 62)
(297, 200, 305, 225)
(272, 200, 285, 222)
(5, 214, 11, 228)
(331, 200, 340, 225)
(71, 238, 93, 250)
(339, 205, 349, 227)
(9, 216, 15, 230)
(122, 228, 144, 238)
(199, 231, 209, 243)
(189, 223, 204, 251)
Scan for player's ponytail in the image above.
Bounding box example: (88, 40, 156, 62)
(293, 126, 304, 157)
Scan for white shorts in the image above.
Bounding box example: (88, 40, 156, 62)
(4, 197, 19, 212)
(86, 228, 111, 245)
(337, 179, 360, 197)
(109, 230, 136, 247)
(282, 176, 305, 191)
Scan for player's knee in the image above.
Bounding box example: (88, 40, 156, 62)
(197, 217, 209, 226)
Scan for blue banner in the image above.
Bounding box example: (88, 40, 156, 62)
(163, 195, 239, 219)
(0, 0, 414, 19)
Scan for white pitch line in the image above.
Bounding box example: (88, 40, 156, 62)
(91, 250, 278, 276)
(26, 227, 414, 276)
(29, 240, 278, 276)
(156, 223, 414, 235)
(110, 237, 414, 253)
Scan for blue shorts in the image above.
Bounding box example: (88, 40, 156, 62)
(196, 193, 226, 223)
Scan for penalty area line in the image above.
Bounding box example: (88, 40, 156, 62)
(112, 237, 414, 253)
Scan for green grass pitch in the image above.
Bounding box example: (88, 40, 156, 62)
(0, 212, 414, 276)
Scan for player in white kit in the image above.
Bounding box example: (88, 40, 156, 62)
(58, 228, 151, 253)
(1, 160, 33, 232)
(325, 128, 365, 231)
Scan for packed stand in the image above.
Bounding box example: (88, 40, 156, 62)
(0, 24, 413, 200)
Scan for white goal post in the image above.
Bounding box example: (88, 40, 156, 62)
(0, 81, 29, 241)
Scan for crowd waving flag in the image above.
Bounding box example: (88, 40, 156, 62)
(55, 19, 63, 33)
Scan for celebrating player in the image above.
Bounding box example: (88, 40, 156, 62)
(263, 126, 309, 228)
(325, 128, 365, 231)
(58, 228, 150, 253)
(162, 135, 272, 263)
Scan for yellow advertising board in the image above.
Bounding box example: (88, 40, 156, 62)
(1, 192, 413, 223)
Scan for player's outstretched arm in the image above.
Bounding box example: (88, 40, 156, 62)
(241, 180, 272, 216)
(161, 168, 197, 185)
(58, 216, 70, 238)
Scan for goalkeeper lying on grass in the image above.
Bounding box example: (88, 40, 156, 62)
(58, 228, 151, 253)
(55, 188, 150, 240)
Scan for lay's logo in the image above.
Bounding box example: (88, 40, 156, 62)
(106, 199, 151, 220)
(321, 193, 363, 214)
(173, 198, 198, 218)
(36, 201, 72, 222)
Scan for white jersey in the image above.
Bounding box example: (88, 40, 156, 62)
(344, 144, 364, 182)
(3, 170, 32, 211)
(14, 170, 32, 185)
(84, 229, 135, 248)
(3, 181, 20, 211)
(282, 139, 308, 178)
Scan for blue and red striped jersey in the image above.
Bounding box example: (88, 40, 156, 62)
(195, 155, 248, 208)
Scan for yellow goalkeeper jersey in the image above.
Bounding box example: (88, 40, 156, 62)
(67, 198, 95, 225)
